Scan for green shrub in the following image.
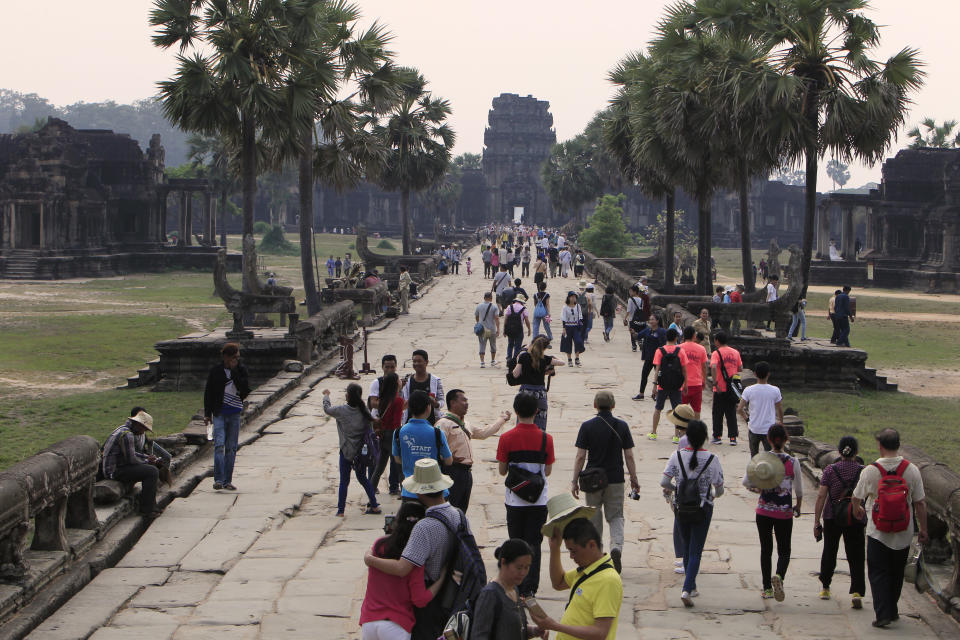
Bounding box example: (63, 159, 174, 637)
(375, 239, 396, 250)
(258, 225, 299, 255)
(348, 242, 356, 250)
(253, 221, 272, 235)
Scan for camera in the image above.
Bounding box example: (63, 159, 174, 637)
(629, 490, 640, 501)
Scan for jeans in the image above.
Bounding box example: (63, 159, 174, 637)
(788, 309, 806, 339)
(584, 314, 593, 341)
(113, 463, 159, 514)
(443, 463, 473, 512)
(749, 431, 772, 456)
(836, 316, 851, 347)
(677, 503, 714, 592)
(506, 505, 548, 596)
(477, 332, 497, 357)
(829, 313, 839, 343)
(867, 536, 909, 622)
(520, 384, 548, 431)
(711, 391, 739, 439)
(638, 360, 655, 395)
(820, 519, 866, 595)
(506, 334, 524, 361)
(522, 262, 530, 277)
(757, 514, 793, 590)
(586, 483, 625, 552)
(338, 451, 378, 513)
(213, 412, 242, 484)
(369, 430, 403, 494)
(560, 324, 584, 355)
(483, 262, 491, 278)
(532, 316, 552, 340)
(603, 316, 614, 336)
(362, 619, 410, 640)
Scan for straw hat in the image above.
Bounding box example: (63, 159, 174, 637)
(665, 404, 695, 428)
(578, 279, 588, 289)
(401, 459, 454, 495)
(541, 493, 597, 537)
(747, 452, 785, 489)
(130, 411, 154, 432)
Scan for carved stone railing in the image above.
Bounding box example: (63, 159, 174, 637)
(789, 436, 960, 621)
(320, 282, 389, 325)
(354, 225, 437, 282)
(291, 300, 357, 363)
(0, 436, 99, 581)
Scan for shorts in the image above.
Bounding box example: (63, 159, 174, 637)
(681, 385, 703, 412)
(655, 388, 682, 411)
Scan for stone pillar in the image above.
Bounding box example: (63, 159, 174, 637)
(158, 192, 167, 242)
(944, 222, 958, 270)
(816, 204, 831, 258)
(1, 202, 12, 249)
(185, 192, 194, 246)
(841, 206, 855, 260)
(204, 192, 214, 244)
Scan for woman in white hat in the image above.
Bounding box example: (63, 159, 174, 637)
(660, 420, 725, 607)
(742, 424, 802, 602)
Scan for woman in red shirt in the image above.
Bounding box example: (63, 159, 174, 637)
(359, 501, 445, 639)
(370, 373, 406, 496)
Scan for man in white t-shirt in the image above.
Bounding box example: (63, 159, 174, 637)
(737, 361, 782, 456)
(852, 429, 927, 628)
(765, 275, 779, 330)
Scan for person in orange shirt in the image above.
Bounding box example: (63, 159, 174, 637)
(649, 328, 688, 441)
(709, 332, 743, 446)
(678, 326, 709, 431)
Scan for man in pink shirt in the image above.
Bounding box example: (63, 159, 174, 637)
(710, 332, 743, 446)
(678, 326, 708, 432)
(649, 328, 688, 440)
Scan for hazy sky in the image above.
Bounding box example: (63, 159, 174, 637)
(3, 0, 957, 188)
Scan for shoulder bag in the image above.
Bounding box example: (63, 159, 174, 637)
(577, 415, 624, 493)
(505, 431, 548, 503)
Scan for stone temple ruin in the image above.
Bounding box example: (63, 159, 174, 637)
(0, 118, 236, 279)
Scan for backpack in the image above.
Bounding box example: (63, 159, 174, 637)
(657, 346, 684, 391)
(599, 293, 615, 317)
(505, 352, 523, 387)
(674, 452, 714, 523)
(829, 464, 863, 528)
(577, 292, 589, 317)
(352, 426, 380, 472)
(431, 510, 487, 638)
(533, 293, 547, 319)
(872, 460, 912, 533)
(504, 303, 524, 338)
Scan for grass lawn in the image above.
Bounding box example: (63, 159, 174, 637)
(0, 388, 203, 469)
(788, 390, 960, 466)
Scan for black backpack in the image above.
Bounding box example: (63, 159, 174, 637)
(599, 293, 615, 317)
(429, 510, 487, 637)
(505, 352, 523, 386)
(675, 452, 714, 523)
(657, 346, 684, 391)
(504, 303, 524, 338)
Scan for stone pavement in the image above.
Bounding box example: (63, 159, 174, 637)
(29, 248, 956, 639)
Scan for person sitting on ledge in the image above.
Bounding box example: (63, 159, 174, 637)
(101, 411, 163, 518)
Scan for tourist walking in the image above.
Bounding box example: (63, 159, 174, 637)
(392, 391, 453, 502)
(559, 247, 572, 278)
(369, 371, 405, 496)
(359, 501, 446, 640)
(511, 335, 564, 432)
(435, 389, 510, 512)
(599, 285, 617, 342)
(632, 315, 666, 400)
(743, 424, 802, 601)
(579, 282, 595, 343)
(560, 291, 585, 367)
(101, 411, 162, 517)
(327, 255, 336, 277)
(521, 245, 531, 277)
(533, 253, 547, 285)
(344, 253, 352, 275)
(624, 284, 649, 352)
(678, 326, 708, 424)
(398, 266, 412, 314)
(466, 256, 472, 275)
(471, 539, 547, 640)
(661, 420, 724, 606)
(738, 361, 783, 455)
(788, 297, 807, 340)
(497, 392, 556, 597)
(335, 256, 343, 277)
(504, 297, 531, 362)
(451, 247, 461, 274)
(813, 436, 866, 608)
(531, 282, 552, 340)
(493, 264, 512, 307)
(400, 350, 444, 425)
(668, 310, 684, 335)
(574, 250, 586, 278)
(475, 292, 500, 368)
(691, 308, 712, 357)
(649, 328, 688, 440)
(322, 385, 381, 516)
(571, 391, 639, 573)
(834, 285, 853, 347)
(204, 342, 250, 491)
(765, 275, 780, 330)
(548, 244, 559, 278)
(852, 428, 928, 628)
(709, 332, 742, 446)
(483, 246, 493, 278)
(828, 289, 841, 343)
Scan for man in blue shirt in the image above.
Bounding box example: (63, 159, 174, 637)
(633, 315, 667, 401)
(393, 390, 453, 500)
(834, 285, 853, 347)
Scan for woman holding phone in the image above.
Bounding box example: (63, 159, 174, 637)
(471, 538, 547, 639)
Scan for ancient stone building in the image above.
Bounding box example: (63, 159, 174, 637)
(482, 93, 556, 225)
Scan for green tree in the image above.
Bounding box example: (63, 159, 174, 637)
(908, 118, 960, 149)
(371, 70, 455, 255)
(826, 159, 851, 190)
(454, 152, 482, 171)
(773, 167, 806, 186)
(187, 133, 238, 247)
(579, 194, 629, 258)
(541, 136, 604, 225)
(416, 163, 463, 228)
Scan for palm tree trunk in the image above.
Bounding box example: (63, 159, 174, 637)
(799, 95, 820, 298)
(219, 189, 227, 247)
(664, 190, 675, 294)
(299, 130, 321, 316)
(241, 111, 256, 306)
(401, 189, 411, 255)
(738, 168, 754, 293)
(697, 192, 713, 295)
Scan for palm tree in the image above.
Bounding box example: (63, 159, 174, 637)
(187, 133, 237, 247)
(371, 70, 455, 255)
(826, 159, 850, 189)
(454, 152, 483, 171)
(541, 137, 604, 226)
(908, 118, 960, 149)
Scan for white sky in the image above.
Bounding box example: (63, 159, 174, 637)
(2, 0, 957, 189)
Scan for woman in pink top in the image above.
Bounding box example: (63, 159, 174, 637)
(360, 501, 445, 639)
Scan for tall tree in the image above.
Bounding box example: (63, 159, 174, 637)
(416, 163, 463, 228)
(187, 133, 238, 247)
(454, 152, 482, 171)
(371, 70, 455, 255)
(826, 159, 850, 189)
(541, 137, 604, 226)
(908, 118, 960, 149)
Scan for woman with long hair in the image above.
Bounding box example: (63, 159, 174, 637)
(813, 436, 866, 608)
(369, 373, 406, 496)
(743, 423, 802, 601)
(661, 420, 725, 607)
(511, 335, 565, 432)
(531, 281, 552, 340)
(323, 384, 381, 516)
(359, 501, 445, 639)
(560, 291, 585, 367)
(471, 539, 546, 639)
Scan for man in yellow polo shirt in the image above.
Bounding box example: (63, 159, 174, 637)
(529, 518, 623, 639)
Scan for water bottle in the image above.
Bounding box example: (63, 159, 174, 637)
(361, 443, 368, 456)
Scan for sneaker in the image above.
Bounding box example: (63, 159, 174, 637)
(711, 438, 722, 445)
(772, 575, 785, 602)
(689, 590, 700, 598)
(672, 436, 680, 444)
(568, 359, 573, 366)
(674, 559, 684, 567)
(761, 589, 774, 599)
(729, 438, 737, 446)
(610, 548, 622, 574)
(223, 483, 237, 491)
(681, 590, 694, 607)
(648, 433, 658, 441)
(574, 358, 581, 367)
(490, 360, 498, 367)
(674, 566, 685, 574)
(632, 345, 637, 352)
(480, 362, 485, 368)
(851, 593, 863, 609)
(819, 588, 831, 600)
(871, 619, 892, 628)
(212, 482, 223, 490)
(632, 393, 644, 401)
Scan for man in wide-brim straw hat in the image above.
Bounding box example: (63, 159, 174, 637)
(541, 492, 597, 538)
(100, 411, 163, 518)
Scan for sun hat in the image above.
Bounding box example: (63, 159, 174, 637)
(130, 411, 154, 432)
(578, 279, 588, 289)
(401, 459, 454, 495)
(541, 493, 597, 537)
(747, 452, 786, 490)
(665, 404, 695, 428)
(586, 283, 594, 290)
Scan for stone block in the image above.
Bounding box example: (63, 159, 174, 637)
(189, 598, 275, 625)
(220, 557, 304, 583)
(116, 517, 218, 568)
(94, 480, 128, 505)
(283, 359, 304, 372)
(178, 518, 264, 573)
(173, 625, 259, 640)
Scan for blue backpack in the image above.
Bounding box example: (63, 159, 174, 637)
(533, 292, 547, 319)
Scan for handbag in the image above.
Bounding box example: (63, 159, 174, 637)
(474, 302, 494, 337)
(577, 414, 624, 493)
(717, 350, 743, 399)
(505, 431, 547, 503)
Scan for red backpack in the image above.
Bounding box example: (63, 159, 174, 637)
(872, 460, 911, 533)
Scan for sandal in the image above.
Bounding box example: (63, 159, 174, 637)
(335, 511, 345, 517)
(364, 506, 382, 515)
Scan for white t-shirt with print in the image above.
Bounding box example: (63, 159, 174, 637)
(741, 383, 782, 435)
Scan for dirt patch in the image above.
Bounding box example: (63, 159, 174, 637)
(881, 369, 960, 397)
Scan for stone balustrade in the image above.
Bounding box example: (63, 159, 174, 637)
(292, 300, 357, 363)
(0, 436, 100, 581)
